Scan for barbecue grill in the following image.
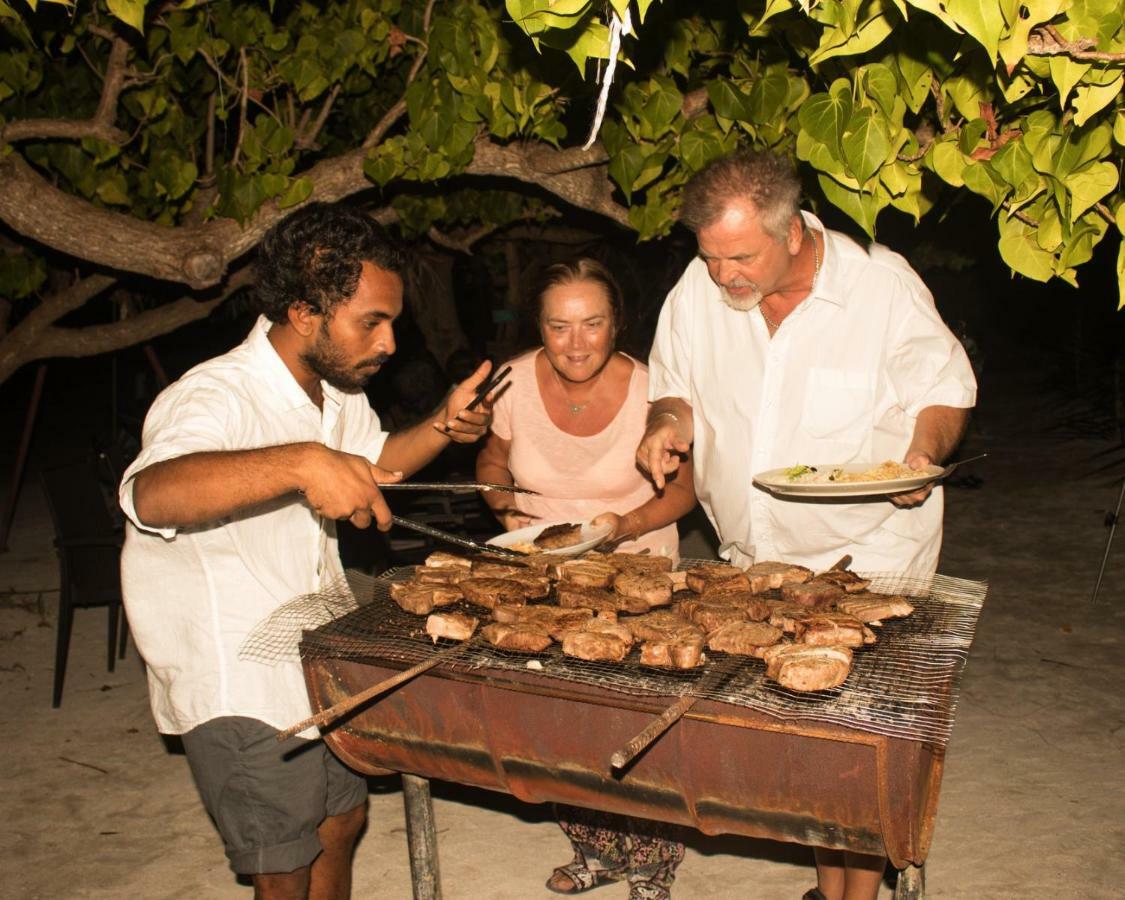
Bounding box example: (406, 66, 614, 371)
(295, 566, 986, 899)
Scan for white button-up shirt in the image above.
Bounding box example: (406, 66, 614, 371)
(649, 213, 977, 575)
(119, 316, 388, 735)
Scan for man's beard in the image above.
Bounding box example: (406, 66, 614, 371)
(719, 283, 763, 312)
(301, 325, 389, 393)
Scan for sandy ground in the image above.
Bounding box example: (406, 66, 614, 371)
(2, 350, 1124, 900)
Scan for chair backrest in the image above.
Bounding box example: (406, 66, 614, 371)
(39, 457, 120, 543)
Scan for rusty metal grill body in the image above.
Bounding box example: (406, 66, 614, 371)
(299, 568, 983, 870)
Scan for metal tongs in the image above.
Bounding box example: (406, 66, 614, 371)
(381, 481, 537, 495)
(391, 516, 526, 558)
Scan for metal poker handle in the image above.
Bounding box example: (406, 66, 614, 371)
(276, 642, 471, 742)
(610, 694, 699, 770)
(380, 481, 538, 495)
(391, 515, 524, 558)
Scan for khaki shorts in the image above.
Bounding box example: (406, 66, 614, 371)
(182, 716, 367, 875)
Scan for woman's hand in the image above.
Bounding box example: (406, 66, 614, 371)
(496, 507, 534, 531)
(590, 510, 640, 545)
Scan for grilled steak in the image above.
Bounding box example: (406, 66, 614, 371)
(424, 611, 479, 643)
(556, 584, 649, 614)
(614, 572, 673, 608)
(836, 592, 915, 623)
(479, 622, 553, 652)
(693, 589, 771, 621)
(414, 566, 472, 585)
(816, 569, 871, 593)
(471, 560, 533, 579)
(639, 637, 706, 669)
(492, 604, 593, 638)
(388, 582, 463, 615)
(551, 558, 618, 588)
(504, 573, 551, 599)
(534, 522, 585, 549)
(707, 621, 784, 655)
(459, 577, 537, 609)
(764, 644, 853, 692)
(425, 550, 474, 570)
(623, 609, 703, 643)
(562, 630, 630, 662)
(794, 612, 873, 648)
(591, 552, 675, 574)
(677, 599, 749, 634)
(685, 565, 750, 594)
(781, 579, 846, 607)
(744, 560, 813, 593)
(668, 570, 689, 591)
(766, 600, 814, 633)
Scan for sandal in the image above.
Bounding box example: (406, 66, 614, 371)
(802, 889, 828, 900)
(628, 881, 671, 900)
(546, 863, 622, 894)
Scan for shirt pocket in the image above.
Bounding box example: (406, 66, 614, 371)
(800, 368, 876, 446)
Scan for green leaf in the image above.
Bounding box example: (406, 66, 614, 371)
(797, 87, 853, 157)
(608, 142, 645, 201)
(958, 118, 988, 156)
(998, 0, 1065, 71)
(930, 140, 967, 187)
(841, 107, 892, 185)
(1072, 74, 1123, 128)
(278, 176, 313, 209)
(963, 162, 1009, 211)
(747, 67, 790, 124)
(706, 80, 751, 122)
(1117, 205, 1125, 309)
(861, 63, 899, 120)
(893, 49, 932, 114)
(96, 173, 131, 207)
(818, 173, 881, 238)
(1057, 214, 1108, 270)
(679, 129, 724, 172)
(642, 78, 683, 133)
(810, 0, 896, 66)
(945, 0, 1005, 61)
(106, 0, 147, 34)
(1064, 161, 1117, 223)
(997, 214, 1055, 282)
(990, 138, 1034, 190)
(1048, 56, 1090, 110)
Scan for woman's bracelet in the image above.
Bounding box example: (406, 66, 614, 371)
(650, 411, 679, 426)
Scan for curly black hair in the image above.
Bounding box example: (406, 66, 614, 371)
(254, 202, 407, 323)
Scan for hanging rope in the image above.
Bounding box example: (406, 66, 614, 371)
(582, 7, 633, 150)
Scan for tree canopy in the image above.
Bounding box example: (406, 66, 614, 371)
(0, 0, 1122, 385)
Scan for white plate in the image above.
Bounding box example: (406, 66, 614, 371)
(486, 519, 613, 556)
(752, 462, 945, 498)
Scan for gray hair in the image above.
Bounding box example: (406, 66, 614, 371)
(679, 150, 801, 241)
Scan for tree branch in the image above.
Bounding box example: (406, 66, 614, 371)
(1027, 25, 1125, 62)
(297, 83, 341, 150)
(362, 0, 438, 149)
(0, 35, 130, 145)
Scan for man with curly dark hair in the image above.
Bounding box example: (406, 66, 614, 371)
(117, 202, 495, 899)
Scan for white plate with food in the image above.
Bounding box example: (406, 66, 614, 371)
(753, 460, 945, 497)
(486, 520, 613, 556)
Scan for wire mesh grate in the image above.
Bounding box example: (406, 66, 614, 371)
(287, 561, 986, 747)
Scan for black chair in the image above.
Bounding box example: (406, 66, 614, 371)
(39, 457, 127, 707)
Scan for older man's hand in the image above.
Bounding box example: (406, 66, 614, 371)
(888, 449, 937, 508)
(636, 413, 691, 491)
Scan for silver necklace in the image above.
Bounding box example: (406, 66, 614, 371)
(760, 228, 820, 332)
(551, 361, 605, 414)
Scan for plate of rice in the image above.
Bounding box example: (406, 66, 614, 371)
(753, 460, 944, 497)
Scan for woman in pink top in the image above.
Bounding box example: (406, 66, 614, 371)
(477, 258, 695, 557)
(476, 258, 696, 900)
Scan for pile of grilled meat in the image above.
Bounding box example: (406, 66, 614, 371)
(388, 550, 914, 693)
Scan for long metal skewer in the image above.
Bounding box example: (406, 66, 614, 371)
(391, 515, 524, 558)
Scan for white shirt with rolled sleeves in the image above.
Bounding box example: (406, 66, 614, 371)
(118, 316, 389, 736)
(648, 212, 977, 576)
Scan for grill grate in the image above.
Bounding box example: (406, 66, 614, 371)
(286, 561, 986, 748)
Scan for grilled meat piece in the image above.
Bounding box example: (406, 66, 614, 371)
(534, 522, 585, 549)
(639, 637, 706, 669)
(614, 572, 673, 608)
(471, 560, 533, 579)
(556, 584, 649, 614)
(623, 609, 703, 643)
(781, 579, 846, 607)
(794, 612, 875, 648)
(815, 569, 871, 593)
(590, 552, 675, 574)
(685, 565, 751, 594)
(707, 621, 784, 655)
(414, 566, 472, 585)
(668, 570, 689, 591)
(388, 582, 463, 615)
(677, 599, 750, 634)
(505, 573, 551, 599)
(766, 600, 813, 633)
(551, 558, 618, 587)
(492, 604, 594, 639)
(693, 589, 771, 621)
(479, 622, 553, 652)
(424, 611, 479, 643)
(835, 592, 915, 623)
(562, 630, 630, 662)
(459, 577, 537, 609)
(744, 561, 813, 593)
(425, 550, 474, 570)
(764, 644, 853, 692)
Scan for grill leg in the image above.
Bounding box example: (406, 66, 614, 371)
(894, 863, 925, 900)
(402, 773, 442, 900)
